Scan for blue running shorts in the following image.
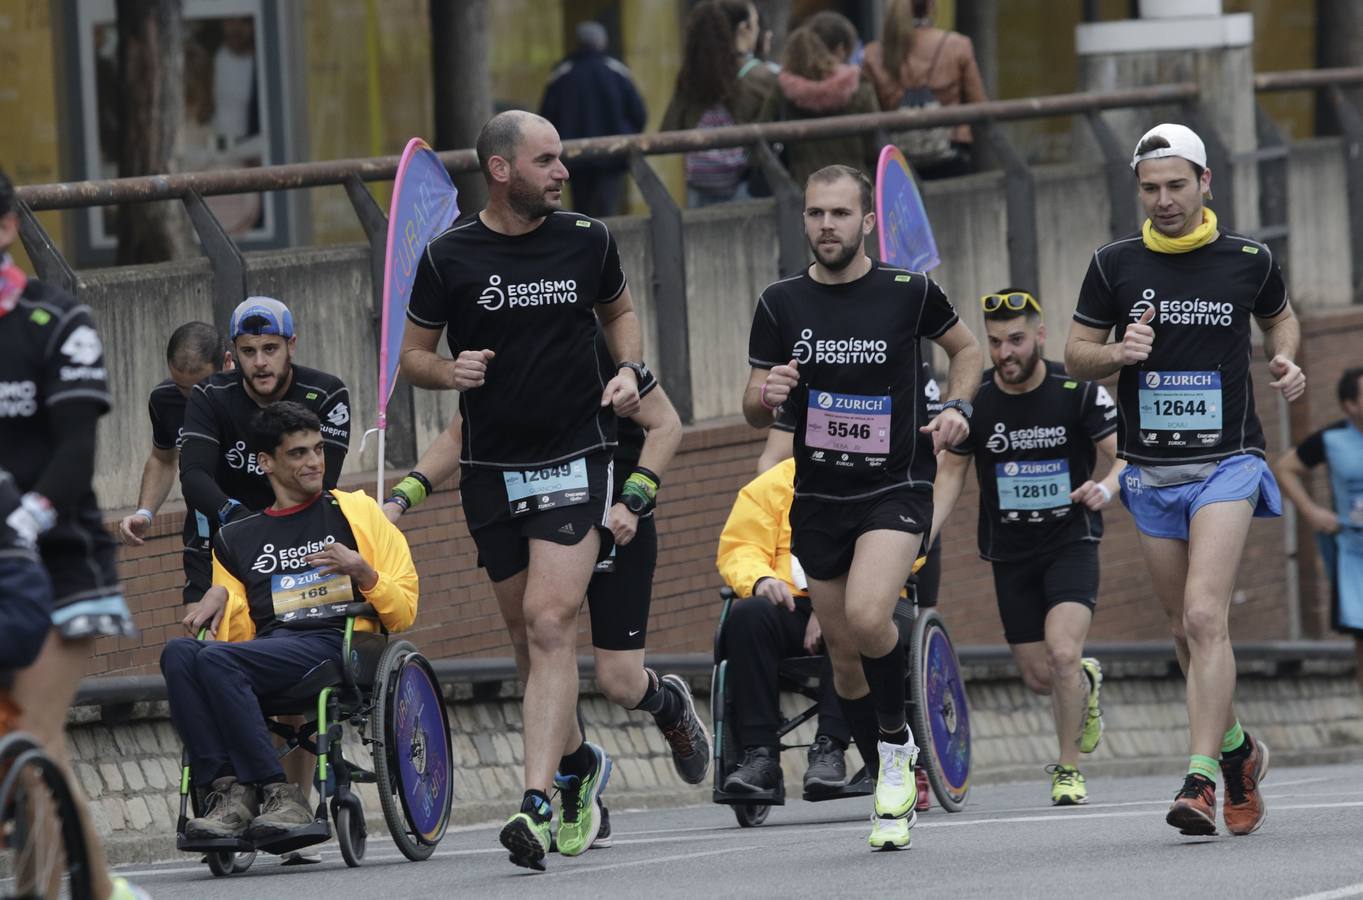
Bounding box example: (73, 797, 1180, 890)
(1119, 454, 1282, 542)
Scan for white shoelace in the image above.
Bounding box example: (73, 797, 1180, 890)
(878, 742, 916, 787)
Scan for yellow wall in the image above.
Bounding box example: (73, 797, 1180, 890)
(0, 0, 64, 270)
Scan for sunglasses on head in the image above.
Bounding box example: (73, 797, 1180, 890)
(980, 292, 1042, 315)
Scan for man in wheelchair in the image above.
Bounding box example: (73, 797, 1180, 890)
(161, 401, 418, 842)
(715, 456, 851, 796)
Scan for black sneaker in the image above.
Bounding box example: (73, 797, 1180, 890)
(591, 801, 611, 849)
(803, 735, 848, 794)
(723, 747, 783, 794)
(658, 674, 712, 784)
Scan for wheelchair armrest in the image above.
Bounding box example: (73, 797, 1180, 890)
(713, 588, 736, 666)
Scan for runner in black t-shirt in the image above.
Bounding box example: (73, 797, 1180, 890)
(0, 167, 141, 900)
(398, 110, 662, 870)
(744, 164, 982, 852)
(1065, 123, 1306, 837)
(932, 289, 1120, 806)
(119, 322, 232, 604)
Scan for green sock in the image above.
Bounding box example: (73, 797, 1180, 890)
(1188, 754, 1219, 781)
(1221, 720, 1246, 755)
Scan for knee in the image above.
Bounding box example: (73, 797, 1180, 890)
(1020, 667, 1051, 695)
(723, 599, 778, 649)
(525, 606, 577, 654)
(844, 607, 887, 649)
(827, 647, 864, 689)
(160, 637, 201, 677)
(1046, 642, 1081, 678)
(594, 657, 641, 706)
(1182, 604, 1228, 645)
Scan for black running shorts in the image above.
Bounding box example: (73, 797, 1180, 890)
(990, 540, 1099, 644)
(586, 513, 657, 651)
(789, 489, 932, 582)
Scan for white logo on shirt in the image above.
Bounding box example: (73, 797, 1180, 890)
(478, 274, 579, 312)
(251, 536, 337, 574)
(1095, 385, 1114, 407)
(478, 275, 506, 311)
(225, 440, 265, 475)
(60, 325, 103, 366)
(0, 380, 38, 417)
(987, 422, 1069, 454)
(326, 402, 350, 426)
(1132, 288, 1232, 327)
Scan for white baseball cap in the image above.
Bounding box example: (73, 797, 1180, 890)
(1130, 123, 1207, 171)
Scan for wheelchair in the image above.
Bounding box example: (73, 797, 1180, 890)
(174, 603, 454, 874)
(710, 584, 971, 827)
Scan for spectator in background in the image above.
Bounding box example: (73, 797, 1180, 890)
(540, 22, 648, 219)
(661, 0, 776, 207)
(1274, 366, 1363, 696)
(759, 18, 879, 189)
(862, 0, 986, 179)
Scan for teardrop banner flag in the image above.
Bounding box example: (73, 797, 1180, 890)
(875, 145, 939, 272)
(372, 138, 458, 496)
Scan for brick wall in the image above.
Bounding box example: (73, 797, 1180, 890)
(98, 307, 1362, 676)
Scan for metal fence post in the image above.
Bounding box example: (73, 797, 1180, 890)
(1180, 104, 1237, 229)
(15, 202, 79, 295)
(1327, 85, 1363, 304)
(1084, 110, 1140, 239)
(749, 141, 807, 276)
(979, 121, 1039, 293)
(181, 189, 247, 331)
(627, 150, 693, 424)
(1252, 103, 1291, 258)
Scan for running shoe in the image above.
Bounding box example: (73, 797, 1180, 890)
(868, 810, 915, 851)
(1047, 764, 1088, 806)
(553, 742, 611, 857)
(803, 735, 847, 794)
(1220, 735, 1270, 836)
(659, 674, 712, 784)
(723, 746, 782, 794)
(1079, 657, 1104, 754)
(500, 810, 552, 871)
(592, 801, 612, 849)
(873, 739, 919, 819)
(1166, 773, 1217, 836)
(109, 877, 152, 900)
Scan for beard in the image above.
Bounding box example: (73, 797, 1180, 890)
(809, 236, 860, 272)
(507, 173, 559, 220)
(997, 344, 1042, 385)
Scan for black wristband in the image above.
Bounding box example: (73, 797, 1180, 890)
(407, 470, 434, 496)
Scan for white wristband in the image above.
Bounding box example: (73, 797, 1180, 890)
(135, 507, 155, 522)
(1095, 483, 1111, 504)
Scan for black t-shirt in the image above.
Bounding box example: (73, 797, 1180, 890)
(149, 379, 188, 451)
(748, 263, 958, 501)
(406, 211, 627, 470)
(213, 491, 361, 637)
(181, 365, 351, 514)
(1296, 420, 1346, 469)
(951, 364, 1117, 562)
(1073, 231, 1288, 465)
(0, 279, 115, 554)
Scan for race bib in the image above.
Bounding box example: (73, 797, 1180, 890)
(271, 567, 355, 623)
(805, 391, 890, 468)
(996, 459, 1071, 517)
(503, 457, 590, 517)
(1138, 371, 1222, 448)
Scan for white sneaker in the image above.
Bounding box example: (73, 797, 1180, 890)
(280, 847, 323, 865)
(874, 738, 919, 818)
(868, 811, 915, 850)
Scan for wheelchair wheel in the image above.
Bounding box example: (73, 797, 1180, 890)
(189, 784, 252, 876)
(732, 803, 770, 828)
(231, 850, 256, 873)
(909, 609, 971, 812)
(373, 642, 453, 861)
(0, 732, 93, 900)
(206, 850, 236, 877)
(334, 800, 366, 867)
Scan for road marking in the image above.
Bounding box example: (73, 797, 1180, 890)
(543, 845, 754, 878)
(1287, 883, 1363, 900)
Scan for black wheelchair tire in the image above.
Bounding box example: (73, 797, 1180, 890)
(909, 609, 971, 813)
(732, 803, 770, 827)
(372, 640, 443, 861)
(335, 802, 366, 867)
(0, 734, 94, 900)
(206, 850, 236, 877)
(231, 850, 256, 873)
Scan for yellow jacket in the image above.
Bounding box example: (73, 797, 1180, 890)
(716, 458, 806, 599)
(215, 489, 419, 642)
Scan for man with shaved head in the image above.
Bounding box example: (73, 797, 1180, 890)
(402, 111, 677, 870)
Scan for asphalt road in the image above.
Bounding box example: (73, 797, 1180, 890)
(113, 761, 1363, 900)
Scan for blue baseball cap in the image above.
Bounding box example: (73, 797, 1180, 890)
(229, 296, 294, 339)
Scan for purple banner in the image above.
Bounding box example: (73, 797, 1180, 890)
(379, 138, 459, 417)
(875, 145, 939, 272)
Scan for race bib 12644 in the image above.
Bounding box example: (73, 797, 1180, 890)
(1138, 370, 1222, 448)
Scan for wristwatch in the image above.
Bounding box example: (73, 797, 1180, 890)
(941, 399, 973, 421)
(217, 498, 243, 525)
(617, 360, 650, 384)
(621, 490, 651, 515)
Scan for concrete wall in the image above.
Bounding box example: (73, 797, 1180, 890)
(81, 138, 1355, 511)
(67, 657, 1362, 866)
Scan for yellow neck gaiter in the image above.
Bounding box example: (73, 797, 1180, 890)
(1142, 207, 1218, 253)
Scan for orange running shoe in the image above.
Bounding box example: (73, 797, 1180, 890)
(1166, 773, 1217, 835)
(1220, 736, 1270, 836)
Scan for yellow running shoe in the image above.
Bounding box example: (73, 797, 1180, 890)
(873, 739, 919, 818)
(1048, 764, 1088, 806)
(1079, 657, 1104, 754)
(868, 811, 915, 850)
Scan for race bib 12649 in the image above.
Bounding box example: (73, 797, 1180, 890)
(503, 457, 590, 517)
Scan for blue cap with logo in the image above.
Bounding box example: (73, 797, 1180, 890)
(229, 296, 294, 339)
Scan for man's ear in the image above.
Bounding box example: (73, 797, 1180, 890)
(256, 451, 273, 476)
(862, 211, 876, 237)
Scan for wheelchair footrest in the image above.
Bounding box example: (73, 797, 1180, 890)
(177, 834, 251, 854)
(802, 778, 875, 802)
(712, 788, 785, 806)
(250, 821, 332, 855)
